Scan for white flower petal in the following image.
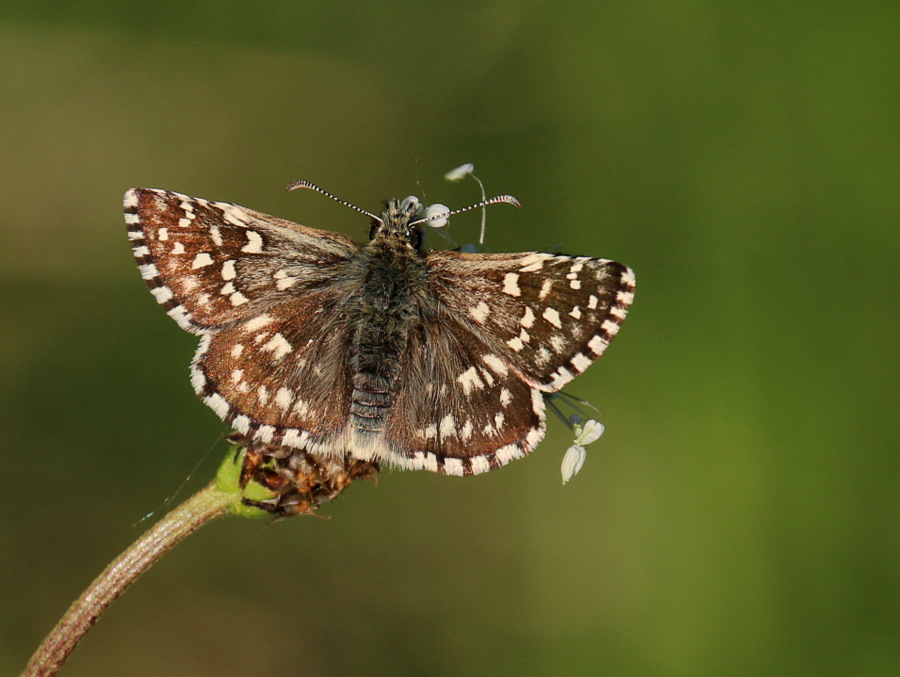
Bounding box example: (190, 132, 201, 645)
(444, 163, 474, 181)
(561, 444, 587, 484)
(401, 195, 422, 213)
(422, 203, 450, 227)
(575, 419, 605, 446)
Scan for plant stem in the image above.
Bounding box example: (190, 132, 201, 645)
(22, 480, 232, 677)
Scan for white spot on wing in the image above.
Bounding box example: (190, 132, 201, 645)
(440, 414, 456, 439)
(262, 333, 292, 360)
(241, 230, 263, 254)
(536, 347, 552, 366)
(470, 456, 490, 474)
(521, 307, 535, 328)
(191, 253, 214, 269)
(275, 387, 294, 411)
(243, 315, 274, 332)
(274, 269, 298, 290)
(588, 335, 608, 355)
(205, 392, 231, 419)
(539, 278, 553, 300)
(503, 273, 521, 297)
(457, 366, 485, 394)
(219, 203, 251, 227)
(257, 425, 276, 444)
(518, 253, 548, 272)
(550, 334, 566, 353)
(292, 398, 309, 418)
(571, 352, 592, 372)
(221, 260, 236, 280)
(496, 444, 523, 464)
(469, 301, 490, 323)
(542, 307, 562, 328)
(443, 458, 464, 476)
(151, 286, 173, 304)
(601, 319, 621, 337)
(482, 354, 508, 375)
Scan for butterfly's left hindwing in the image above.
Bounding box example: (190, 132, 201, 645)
(191, 288, 355, 447)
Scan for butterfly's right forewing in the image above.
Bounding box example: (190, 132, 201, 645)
(426, 251, 635, 392)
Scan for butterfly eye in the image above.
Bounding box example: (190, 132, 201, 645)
(369, 222, 380, 240)
(408, 225, 424, 250)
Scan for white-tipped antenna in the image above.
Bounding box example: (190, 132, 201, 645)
(411, 194, 520, 228)
(287, 179, 381, 222)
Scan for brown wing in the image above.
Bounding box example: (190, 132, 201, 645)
(190, 287, 355, 450)
(425, 251, 635, 391)
(125, 188, 359, 333)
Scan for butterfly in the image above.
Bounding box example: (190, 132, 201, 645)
(125, 181, 634, 476)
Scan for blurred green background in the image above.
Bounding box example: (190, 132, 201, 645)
(2, 2, 898, 675)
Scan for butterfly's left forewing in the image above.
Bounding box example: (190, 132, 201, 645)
(125, 188, 359, 334)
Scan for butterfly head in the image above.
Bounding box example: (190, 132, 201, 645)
(369, 197, 427, 251)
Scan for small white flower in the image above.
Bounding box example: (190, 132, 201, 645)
(561, 418, 604, 484)
(444, 163, 475, 181)
(561, 445, 587, 484)
(574, 419, 604, 446)
(422, 203, 450, 228)
(401, 195, 422, 213)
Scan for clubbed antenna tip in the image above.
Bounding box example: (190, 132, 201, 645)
(287, 179, 380, 222)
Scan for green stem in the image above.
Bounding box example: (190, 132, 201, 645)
(21, 481, 232, 677)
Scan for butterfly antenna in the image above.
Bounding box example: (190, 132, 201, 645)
(288, 179, 381, 222)
(411, 194, 520, 227)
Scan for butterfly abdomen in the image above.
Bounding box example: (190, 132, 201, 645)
(347, 236, 429, 436)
